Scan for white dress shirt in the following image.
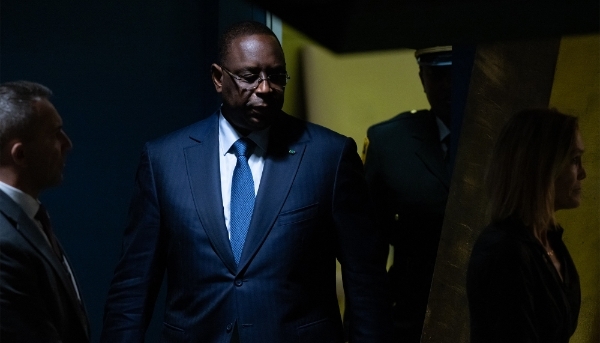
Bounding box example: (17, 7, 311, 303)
(218, 112, 269, 239)
(0, 181, 41, 230)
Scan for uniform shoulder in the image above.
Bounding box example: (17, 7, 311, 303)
(369, 109, 430, 129)
(367, 109, 432, 137)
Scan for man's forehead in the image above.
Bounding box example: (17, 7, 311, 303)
(33, 98, 60, 121)
(228, 34, 281, 54)
(233, 32, 278, 43)
(31, 97, 51, 112)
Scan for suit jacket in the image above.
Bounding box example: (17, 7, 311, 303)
(363, 110, 449, 329)
(467, 217, 580, 343)
(101, 111, 392, 343)
(0, 190, 90, 343)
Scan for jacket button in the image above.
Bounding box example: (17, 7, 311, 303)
(226, 323, 233, 332)
(234, 279, 243, 286)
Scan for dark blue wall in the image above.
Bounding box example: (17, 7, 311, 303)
(1, 0, 263, 341)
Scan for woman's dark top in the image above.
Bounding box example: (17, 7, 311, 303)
(466, 217, 580, 343)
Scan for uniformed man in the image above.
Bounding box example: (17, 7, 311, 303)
(363, 46, 452, 342)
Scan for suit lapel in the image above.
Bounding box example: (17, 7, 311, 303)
(56, 241, 91, 337)
(238, 115, 307, 270)
(412, 114, 450, 189)
(0, 191, 89, 337)
(0, 192, 57, 270)
(184, 113, 237, 273)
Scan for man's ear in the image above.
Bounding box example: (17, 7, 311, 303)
(211, 64, 223, 93)
(9, 141, 26, 167)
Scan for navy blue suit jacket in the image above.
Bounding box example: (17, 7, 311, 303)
(102, 111, 392, 342)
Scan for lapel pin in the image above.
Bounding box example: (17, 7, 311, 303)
(288, 149, 296, 154)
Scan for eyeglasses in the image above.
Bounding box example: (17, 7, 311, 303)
(221, 66, 290, 91)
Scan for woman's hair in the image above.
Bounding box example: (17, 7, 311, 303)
(486, 108, 579, 232)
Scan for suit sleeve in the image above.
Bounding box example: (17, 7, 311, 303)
(0, 231, 63, 342)
(333, 138, 393, 343)
(101, 144, 168, 342)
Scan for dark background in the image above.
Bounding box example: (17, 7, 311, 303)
(252, 0, 599, 52)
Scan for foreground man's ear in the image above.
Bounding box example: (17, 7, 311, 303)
(211, 63, 224, 93)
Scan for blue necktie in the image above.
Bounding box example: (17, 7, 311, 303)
(229, 138, 255, 265)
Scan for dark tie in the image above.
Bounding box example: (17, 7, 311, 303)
(229, 138, 255, 265)
(35, 204, 87, 324)
(35, 204, 63, 260)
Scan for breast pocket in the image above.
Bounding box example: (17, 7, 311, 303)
(277, 203, 319, 226)
(161, 321, 185, 341)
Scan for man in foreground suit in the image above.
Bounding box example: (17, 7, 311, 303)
(363, 47, 452, 342)
(101, 21, 392, 342)
(0, 81, 90, 342)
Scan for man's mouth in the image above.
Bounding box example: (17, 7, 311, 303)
(249, 105, 269, 115)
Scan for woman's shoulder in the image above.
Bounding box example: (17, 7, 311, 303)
(469, 218, 539, 272)
(475, 218, 532, 250)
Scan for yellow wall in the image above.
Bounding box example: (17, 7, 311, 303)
(281, 22, 312, 119)
(550, 33, 600, 343)
(282, 23, 429, 154)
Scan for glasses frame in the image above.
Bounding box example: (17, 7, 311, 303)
(220, 65, 290, 91)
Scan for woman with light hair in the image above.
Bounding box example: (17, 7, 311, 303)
(467, 108, 585, 343)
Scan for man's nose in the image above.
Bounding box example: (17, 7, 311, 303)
(62, 131, 73, 151)
(254, 75, 271, 93)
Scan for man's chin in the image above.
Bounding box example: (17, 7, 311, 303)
(246, 110, 279, 130)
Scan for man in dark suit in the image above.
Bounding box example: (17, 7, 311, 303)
(101, 21, 392, 343)
(0, 81, 90, 342)
(363, 47, 452, 342)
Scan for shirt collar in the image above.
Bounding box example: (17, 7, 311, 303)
(434, 115, 450, 142)
(0, 180, 40, 220)
(218, 110, 270, 156)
